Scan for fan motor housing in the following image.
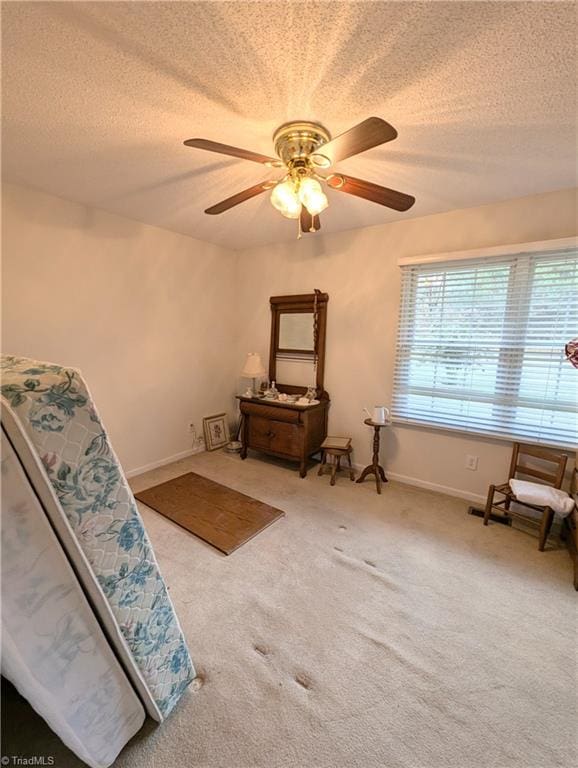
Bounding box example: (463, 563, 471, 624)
(273, 121, 331, 166)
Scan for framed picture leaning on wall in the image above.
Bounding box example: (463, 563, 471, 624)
(203, 413, 230, 451)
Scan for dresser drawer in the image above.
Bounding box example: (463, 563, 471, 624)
(248, 416, 301, 456)
(249, 416, 275, 450)
(241, 402, 300, 423)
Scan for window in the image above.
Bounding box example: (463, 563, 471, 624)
(392, 247, 578, 448)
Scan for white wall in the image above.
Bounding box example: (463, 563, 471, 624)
(1, 183, 239, 474)
(3, 183, 576, 500)
(235, 188, 578, 502)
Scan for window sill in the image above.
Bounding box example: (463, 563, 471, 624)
(390, 417, 577, 452)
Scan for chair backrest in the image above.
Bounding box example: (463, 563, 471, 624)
(508, 443, 568, 489)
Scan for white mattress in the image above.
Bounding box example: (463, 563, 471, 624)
(1, 356, 195, 721)
(1, 429, 146, 768)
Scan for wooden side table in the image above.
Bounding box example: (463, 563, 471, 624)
(356, 419, 388, 494)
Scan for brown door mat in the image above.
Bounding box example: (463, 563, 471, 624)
(135, 472, 285, 555)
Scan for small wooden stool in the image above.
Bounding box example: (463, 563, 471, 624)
(318, 437, 355, 486)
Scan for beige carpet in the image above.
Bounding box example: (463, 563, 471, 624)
(2, 451, 576, 768)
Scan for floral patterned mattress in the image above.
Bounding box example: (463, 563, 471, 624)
(1, 356, 195, 720)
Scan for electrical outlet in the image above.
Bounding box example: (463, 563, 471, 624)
(188, 422, 196, 433)
(465, 455, 479, 471)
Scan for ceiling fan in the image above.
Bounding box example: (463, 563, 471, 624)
(184, 117, 415, 235)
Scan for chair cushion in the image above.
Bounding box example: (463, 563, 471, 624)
(509, 479, 575, 517)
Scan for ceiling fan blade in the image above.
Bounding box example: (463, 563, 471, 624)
(205, 181, 274, 215)
(326, 173, 415, 211)
(312, 118, 397, 166)
(184, 138, 282, 166)
(300, 208, 321, 233)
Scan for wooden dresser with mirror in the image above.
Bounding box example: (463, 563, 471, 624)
(238, 292, 329, 477)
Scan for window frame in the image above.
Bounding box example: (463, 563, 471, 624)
(392, 239, 578, 450)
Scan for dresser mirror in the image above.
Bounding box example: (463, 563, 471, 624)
(278, 313, 315, 352)
(269, 292, 328, 397)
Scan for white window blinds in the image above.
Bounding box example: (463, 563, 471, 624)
(392, 248, 578, 448)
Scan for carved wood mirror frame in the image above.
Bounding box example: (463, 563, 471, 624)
(269, 291, 329, 398)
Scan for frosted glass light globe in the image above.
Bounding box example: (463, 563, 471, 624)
(270, 180, 302, 219)
(299, 177, 329, 216)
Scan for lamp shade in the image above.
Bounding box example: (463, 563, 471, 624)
(241, 352, 266, 378)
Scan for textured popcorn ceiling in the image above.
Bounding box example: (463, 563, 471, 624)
(2, 1, 576, 251)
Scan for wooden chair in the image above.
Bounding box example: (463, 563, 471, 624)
(483, 443, 568, 551)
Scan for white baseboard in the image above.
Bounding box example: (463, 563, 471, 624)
(351, 462, 486, 506)
(125, 445, 205, 479)
(386, 472, 486, 506)
(126, 449, 484, 505)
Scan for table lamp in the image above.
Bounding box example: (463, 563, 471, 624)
(241, 352, 266, 397)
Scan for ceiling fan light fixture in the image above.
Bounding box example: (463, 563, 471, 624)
(270, 180, 302, 219)
(299, 177, 329, 216)
(187, 117, 414, 226)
